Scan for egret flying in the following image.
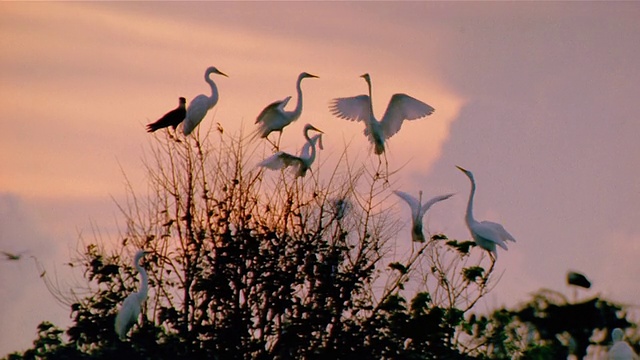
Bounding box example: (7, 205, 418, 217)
(183, 66, 228, 136)
(456, 166, 515, 259)
(393, 190, 454, 243)
(609, 328, 638, 360)
(329, 73, 434, 155)
(254, 72, 319, 147)
(114, 250, 150, 340)
(146, 97, 187, 133)
(257, 124, 323, 178)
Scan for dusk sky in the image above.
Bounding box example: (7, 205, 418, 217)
(2, 2, 640, 355)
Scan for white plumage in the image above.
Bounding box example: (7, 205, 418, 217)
(329, 73, 434, 154)
(394, 190, 454, 243)
(183, 66, 228, 136)
(114, 250, 149, 340)
(457, 166, 515, 259)
(258, 124, 323, 178)
(609, 328, 638, 360)
(254, 72, 318, 144)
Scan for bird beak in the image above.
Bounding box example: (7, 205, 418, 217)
(310, 125, 323, 134)
(219, 70, 229, 77)
(308, 73, 319, 78)
(455, 165, 467, 172)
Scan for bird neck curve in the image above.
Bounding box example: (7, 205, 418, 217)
(292, 75, 305, 119)
(465, 175, 476, 226)
(365, 77, 375, 118)
(135, 257, 149, 298)
(205, 71, 219, 107)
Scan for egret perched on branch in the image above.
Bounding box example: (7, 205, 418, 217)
(257, 123, 323, 178)
(609, 328, 638, 360)
(456, 166, 515, 259)
(114, 250, 150, 340)
(393, 190, 454, 243)
(146, 97, 187, 133)
(183, 66, 228, 136)
(254, 72, 319, 147)
(329, 73, 434, 155)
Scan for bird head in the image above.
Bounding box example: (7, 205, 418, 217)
(134, 250, 150, 262)
(456, 165, 474, 180)
(360, 73, 371, 82)
(179, 97, 186, 105)
(206, 66, 229, 77)
(303, 123, 323, 135)
(300, 72, 319, 79)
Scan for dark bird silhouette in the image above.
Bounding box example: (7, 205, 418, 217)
(567, 271, 591, 289)
(146, 97, 187, 132)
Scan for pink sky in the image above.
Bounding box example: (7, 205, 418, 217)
(2, 2, 640, 355)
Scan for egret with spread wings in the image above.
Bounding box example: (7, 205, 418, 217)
(258, 124, 323, 178)
(329, 73, 434, 155)
(394, 190, 454, 243)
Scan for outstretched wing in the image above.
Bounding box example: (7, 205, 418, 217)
(420, 193, 454, 217)
(329, 95, 372, 123)
(482, 220, 516, 243)
(381, 93, 434, 139)
(256, 96, 291, 124)
(257, 151, 302, 171)
(393, 190, 420, 220)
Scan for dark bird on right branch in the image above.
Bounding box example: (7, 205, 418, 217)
(146, 97, 187, 133)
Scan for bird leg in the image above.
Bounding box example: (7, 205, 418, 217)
(275, 130, 284, 151)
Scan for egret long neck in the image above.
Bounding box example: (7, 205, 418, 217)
(136, 261, 148, 299)
(365, 78, 375, 120)
(292, 75, 305, 120)
(465, 177, 476, 226)
(206, 73, 219, 108)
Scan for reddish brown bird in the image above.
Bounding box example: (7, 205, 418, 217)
(146, 97, 187, 132)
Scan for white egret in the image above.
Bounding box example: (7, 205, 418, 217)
(146, 97, 187, 133)
(254, 72, 319, 147)
(183, 66, 228, 136)
(329, 73, 434, 155)
(257, 124, 323, 178)
(114, 250, 150, 340)
(456, 166, 515, 259)
(609, 328, 638, 360)
(393, 190, 454, 243)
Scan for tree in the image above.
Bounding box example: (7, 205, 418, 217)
(6, 129, 500, 359)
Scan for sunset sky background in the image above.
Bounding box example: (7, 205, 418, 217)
(2, 2, 640, 355)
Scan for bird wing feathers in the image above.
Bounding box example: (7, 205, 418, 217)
(256, 96, 291, 124)
(257, 152, 302, 171)
(329, 95, 371, 123)
(114, 292, 142, 339)
(393, 191, 421, 220)
(420, 193, 454, 217)
(183, 95, 212, 135)
(471, 221, 512, 250)
(381, 94, 434, 139)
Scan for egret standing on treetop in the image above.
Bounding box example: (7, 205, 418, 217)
(254, 72, 319, 148)
(183, 66, 228, 136)
(329, 73, 435, 155)
(146, 97, 187, 133)
(257, 123, 323, 178)
(393, 190, 454, 243)
(456, 166, 515, 259)
(114, 250, 150, 340)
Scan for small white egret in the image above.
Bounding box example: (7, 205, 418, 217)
(114, 250, 150, 340)
(254, 72, 319, 147)
(456, 166, 515, 259)
(609, 328, 638, 360)
(257, 124, 323, 178)
(329, 73, 434, 155)
(393, 190, 454, 243)
(183, 66, 228, 136)
(146, 97, 187, 133)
